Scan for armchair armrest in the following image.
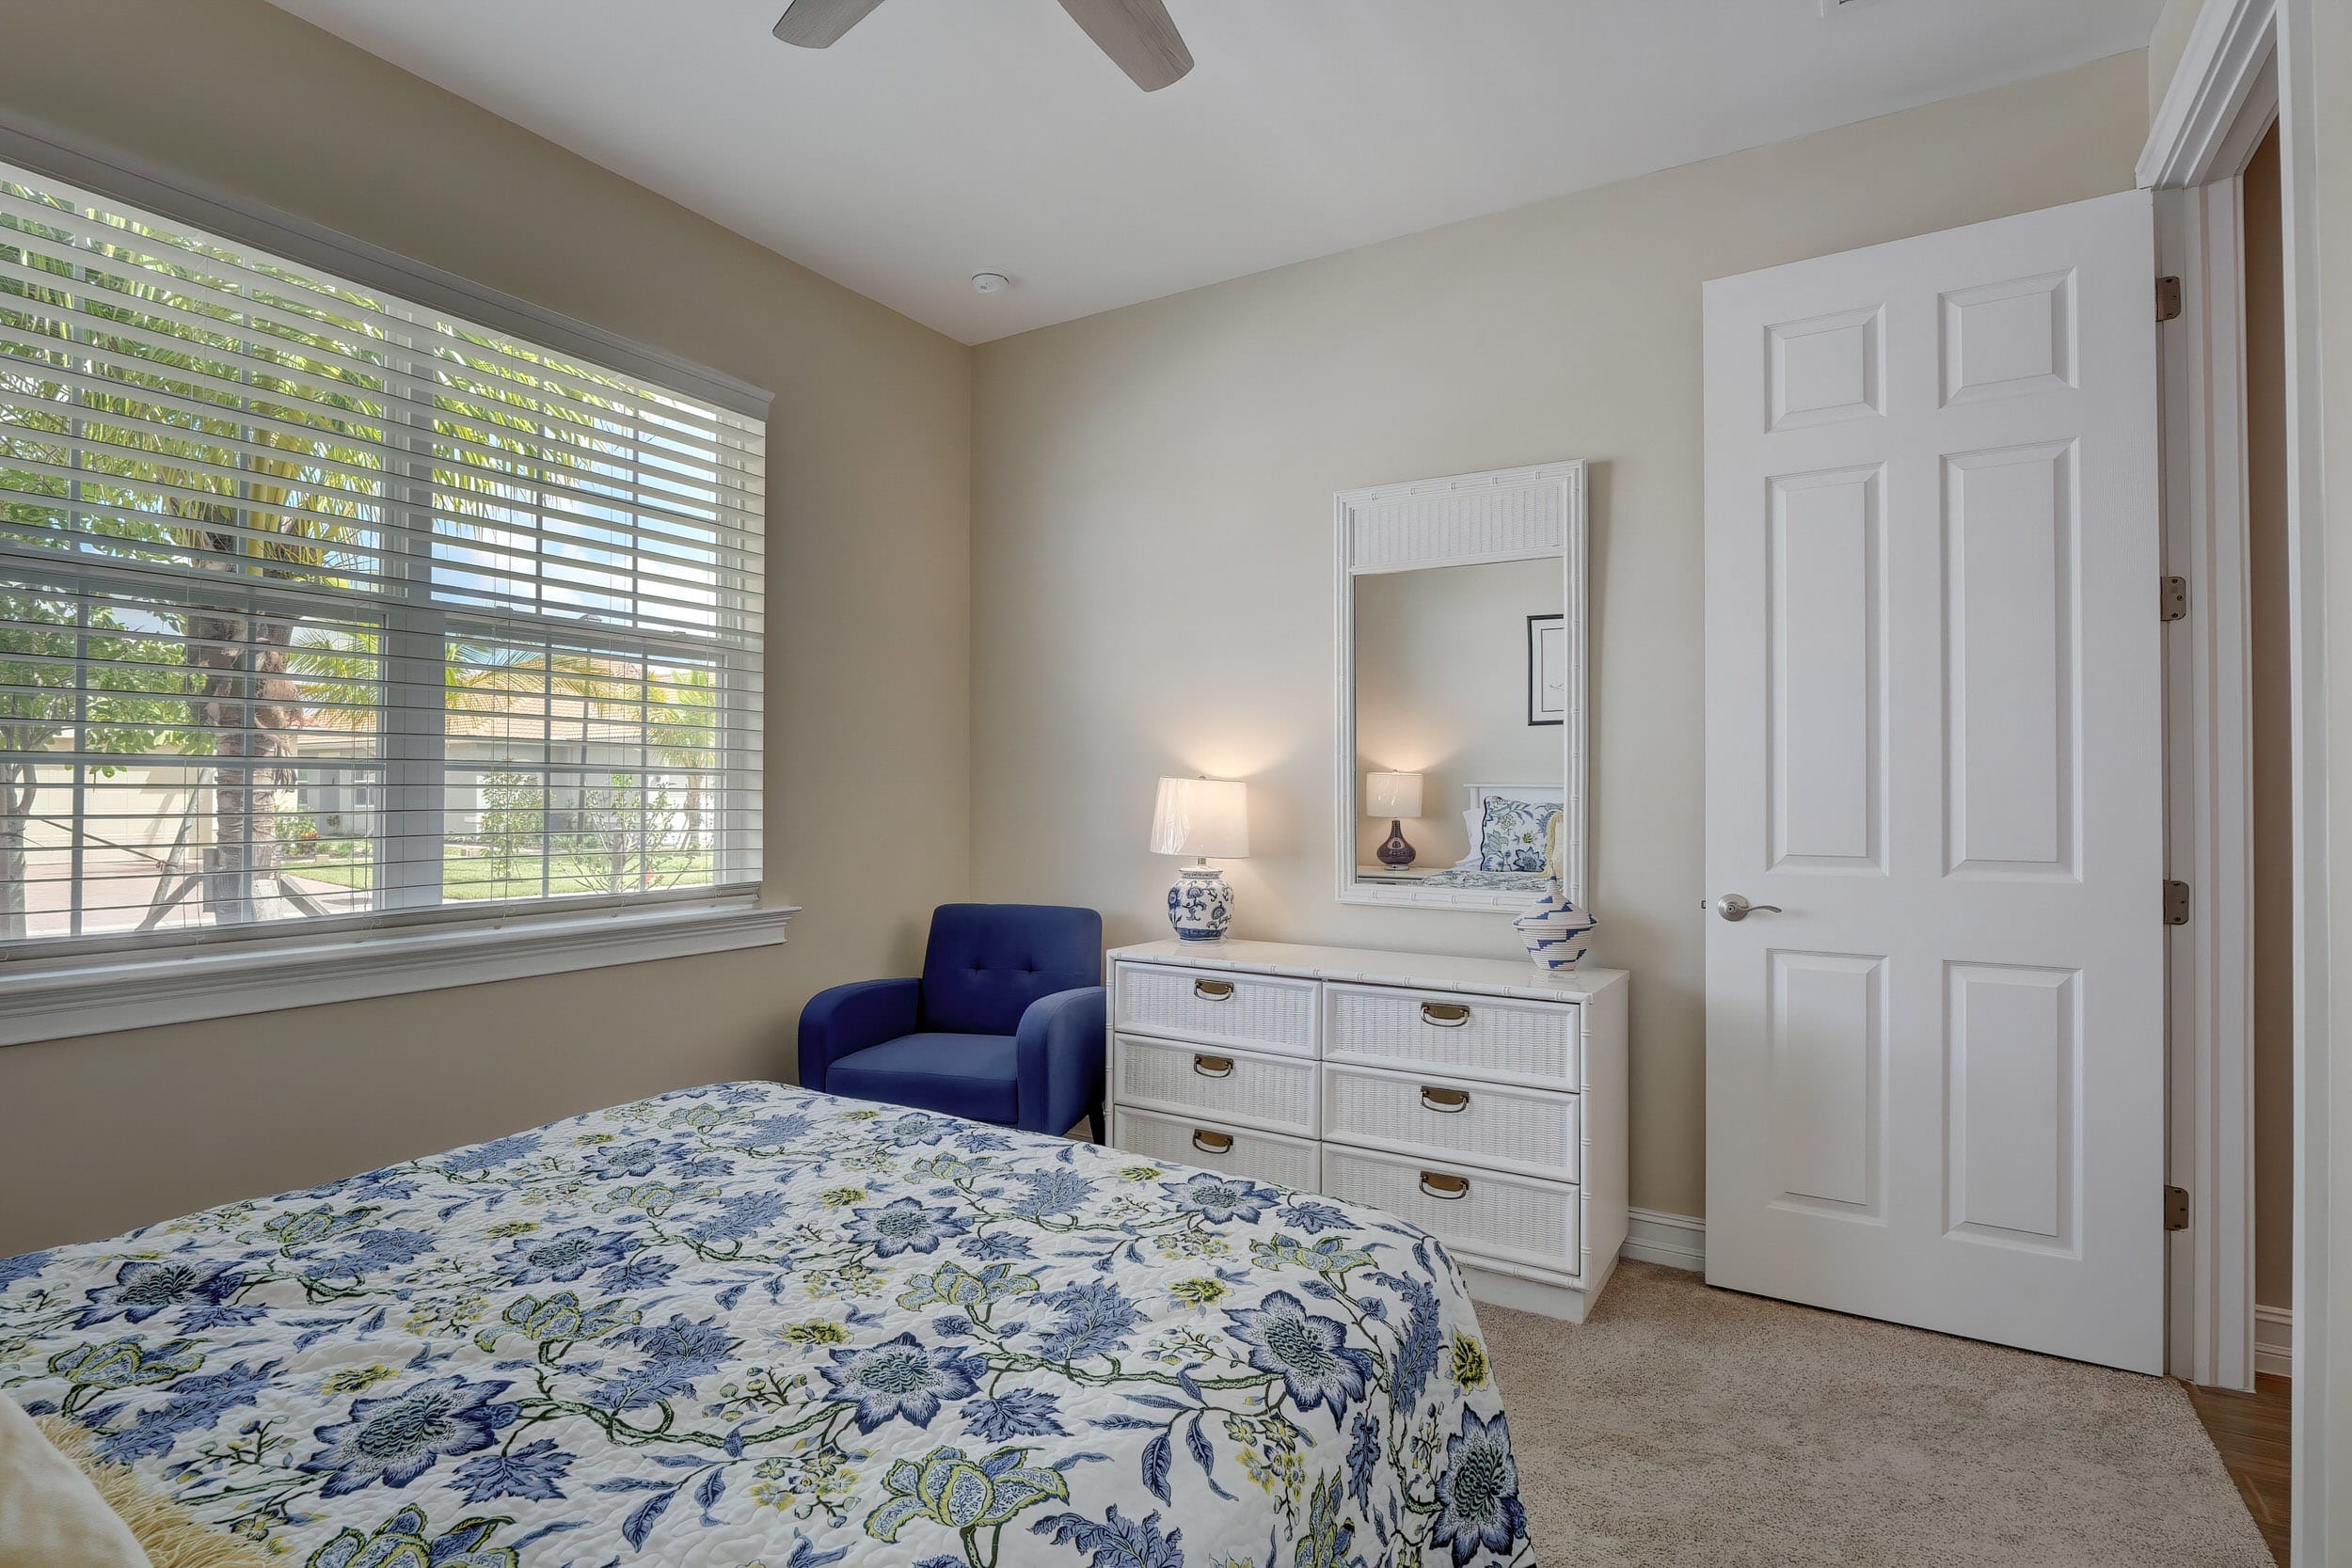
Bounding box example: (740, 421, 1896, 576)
(798, 977, 922, 1093)
(1013, 986, 1108, 1136)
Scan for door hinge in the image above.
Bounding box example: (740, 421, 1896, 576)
(2160, 576, 2187, 622)
(2157, 275, 2184, 322)
(2165, 879, 2192, 926)
(2165, 1184, 2191, 1231)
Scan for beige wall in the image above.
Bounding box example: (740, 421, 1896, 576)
(0, 0, 972, 1256)
(1353, 561, 1564, 869)
(970, 51, 2152, 1220)
(2146, 0, 2203, 118)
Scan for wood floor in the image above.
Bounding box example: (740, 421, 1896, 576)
(2185, 1373, 2292, 1565)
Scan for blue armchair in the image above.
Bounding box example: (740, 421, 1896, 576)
(798, 904, 1108, 1139)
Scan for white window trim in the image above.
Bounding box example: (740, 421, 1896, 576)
(0, 114, 785, 1044)
(0, 897, 797, 1046)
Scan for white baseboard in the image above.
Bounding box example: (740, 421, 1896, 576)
(2254, 1303, 2293, 1380)
(1623, 1207, 1706, 1273)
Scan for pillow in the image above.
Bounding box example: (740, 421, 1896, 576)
(0, 1397, 151, 1568)
(1451, 807, 1483, 869)
(1478, 796, 1561, 873)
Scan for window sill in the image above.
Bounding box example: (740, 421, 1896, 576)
(0, 899, 800, 1047)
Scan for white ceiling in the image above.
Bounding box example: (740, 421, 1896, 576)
(262, 0, 2166, 345)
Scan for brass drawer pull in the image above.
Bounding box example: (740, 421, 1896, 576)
(1193, 978, 1235, 1001)
(1420, 1001, 1471, 1027)
(1192, 1053, 1234, 1079)
(1420, 1085, 1470, 1114)
(1420, 1171, 1470, 1200)
(1192, 1129, 1233, 1154)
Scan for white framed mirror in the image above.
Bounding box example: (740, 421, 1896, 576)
(1334, 460, 1587, 912)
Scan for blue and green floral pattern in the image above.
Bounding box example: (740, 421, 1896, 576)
(1416, 869, 1552, 893)
(1477, 798, 1562, 874)
(0, 1083, 1531, 1567)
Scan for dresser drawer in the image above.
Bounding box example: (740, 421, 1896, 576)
(1322, 1063, 1579, 1182)
(1113, 1107, 1321, 1192)
(1115, 962, 1318, 1057)
(1117, 1035, 1316, 1138)
(1324, 982, 1581, 1089)
(1321, 1145, 1581, 1277)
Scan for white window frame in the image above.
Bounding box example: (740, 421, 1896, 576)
(0, 114, 791, 1045)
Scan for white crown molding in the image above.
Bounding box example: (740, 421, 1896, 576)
(1623, 1207, 1706, 1273)
(2138, 0, 2279, 191)
(0, 900, 798, 1047)
(2255, 1304, 2293, 1381)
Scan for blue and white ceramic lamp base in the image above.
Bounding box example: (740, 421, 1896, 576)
(1167, 864, 1235, 942)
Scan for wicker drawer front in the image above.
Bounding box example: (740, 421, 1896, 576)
(1321, 1146, 1581, 1275)
(1324, 983, 1581, 1088)
(1117, 1036, 1316, 1138)
(1113, 1108, 1320, 1192)
(1322, 1065, 1579, 1182)
(1115, 963, 1318, 1056)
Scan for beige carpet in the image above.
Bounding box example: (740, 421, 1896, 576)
(1480, 1262, 2274, 1568)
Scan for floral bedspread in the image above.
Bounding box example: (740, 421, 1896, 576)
(0, 1082, 1531, 1568)
(1417, 870, 1550, 893)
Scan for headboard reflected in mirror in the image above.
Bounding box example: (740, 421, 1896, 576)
(1335, 461, 1586, 912)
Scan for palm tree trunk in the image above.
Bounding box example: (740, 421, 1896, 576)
(175, 495, 310, 927)
(189, 610, 298, 927)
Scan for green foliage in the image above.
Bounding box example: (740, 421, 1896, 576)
(0, 591, 191, 761)
(558, 773, 691, 896)
(479, 769, 544, 882)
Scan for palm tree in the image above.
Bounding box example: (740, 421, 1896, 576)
(5, 177, 705, 930)
(167, 499, 361, 923)
(647, 664, 717, 855)
(3, 178, 389, 924)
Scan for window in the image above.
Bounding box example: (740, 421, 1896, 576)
(0, 157, 765, 956)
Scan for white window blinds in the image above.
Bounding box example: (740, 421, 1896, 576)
(0, 157, 765, 951)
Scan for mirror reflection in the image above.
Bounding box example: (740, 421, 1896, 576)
(1350, 558, 1565, 896)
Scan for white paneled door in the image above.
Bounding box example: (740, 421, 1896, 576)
(1702, 190, 2165, 1373)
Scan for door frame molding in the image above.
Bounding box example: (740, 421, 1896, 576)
(2155, 168, 2259, 1394)
(2139, 0, 2278, 192)
(2143, 2, 2328, 1560)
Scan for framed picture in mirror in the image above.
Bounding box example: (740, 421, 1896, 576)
(1528, 613, 1566, 726)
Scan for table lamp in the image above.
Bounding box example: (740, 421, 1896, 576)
(1366, 771, 1424, 867)
(1151, 776, 1248, 942)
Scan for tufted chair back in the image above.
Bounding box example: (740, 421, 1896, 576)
(919, 904, 1104, 1035)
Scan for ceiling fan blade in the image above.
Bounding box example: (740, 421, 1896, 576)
(1055, 0, 1194, 91)
(773, 0, 888, 48)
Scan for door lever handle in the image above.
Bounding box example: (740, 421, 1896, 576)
(1714, 893, 1782, 922)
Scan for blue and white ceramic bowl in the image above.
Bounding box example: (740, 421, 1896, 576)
(1513, 879, 1596, 970)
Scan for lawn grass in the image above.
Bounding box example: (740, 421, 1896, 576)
(278, 847, 711, 900)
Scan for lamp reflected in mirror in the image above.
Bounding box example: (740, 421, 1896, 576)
(1366, 770, 1424, 867)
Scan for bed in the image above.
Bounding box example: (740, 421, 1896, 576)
(1410, 784, 1563, 894)
(0, 1082, 1532, 1568)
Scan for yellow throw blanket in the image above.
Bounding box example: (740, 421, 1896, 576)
(0, 1402, 268, 1568)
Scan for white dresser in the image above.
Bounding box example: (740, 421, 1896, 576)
(1105, 938, 1629, 1323)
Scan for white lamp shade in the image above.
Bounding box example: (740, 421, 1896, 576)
(1151, 776, 1249, 859)
(1365, 771, 1424, 818)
